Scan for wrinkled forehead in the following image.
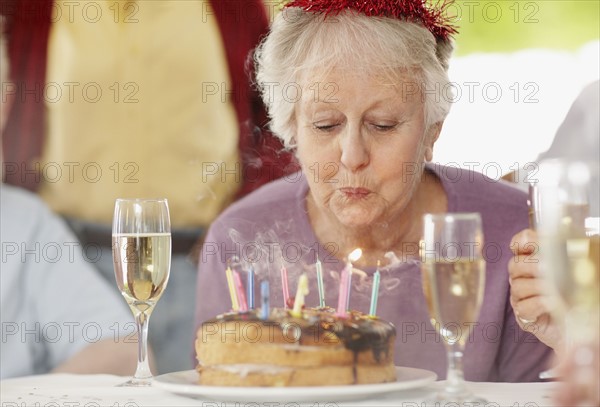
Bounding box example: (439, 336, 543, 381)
(295, 67, 425, 106)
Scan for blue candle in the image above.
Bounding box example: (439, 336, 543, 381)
(247, 266, 255, 309)
(260, 280, 270, 319)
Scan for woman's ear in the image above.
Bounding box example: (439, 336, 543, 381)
(424, 121, 443, 162)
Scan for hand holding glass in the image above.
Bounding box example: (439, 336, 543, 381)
(421, 213, 486, 405)
(112, 199, 171, 386)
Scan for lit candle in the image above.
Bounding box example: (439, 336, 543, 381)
(345, 264, 353, 310)
(336, 263, 351, 317)
(291, 273, 309, 318)
(336, 248, 362, 317)
(233, 270, 248, 312)
(260, 280, 270, 319)
(281, 265, 290, 308)
(316, 256, 325, 307)
(247, 266, 255, 309)
(225, 266, 239, 311)
(369, 261, 381, 316)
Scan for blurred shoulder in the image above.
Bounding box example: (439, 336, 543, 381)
(431, 164, 527, 204)
(205, 172, 307, 240)
(227, 172, 306, 214)
(0, 184, 73, 242)
(1, 184, 51, 213)
(0, 184, 58, 229)
(430, 164, 529, 234)
(577, 80, 599, 105)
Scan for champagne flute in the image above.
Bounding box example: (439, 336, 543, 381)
(112, 198, 171, 386)
(536, 160, 599, 349)
(421, 213, 486, 405)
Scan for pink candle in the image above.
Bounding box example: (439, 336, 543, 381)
(281, 265, 290, 309)
(336, 261, 352, 317)
(336, 248, 362, 317)
(233, 270, 248, 312)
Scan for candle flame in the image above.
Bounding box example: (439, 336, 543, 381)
(349, 248, 362, 262)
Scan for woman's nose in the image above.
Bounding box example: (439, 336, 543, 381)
(339, 128, 370, 172)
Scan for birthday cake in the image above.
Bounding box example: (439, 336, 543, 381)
(195, 307, 396, 386)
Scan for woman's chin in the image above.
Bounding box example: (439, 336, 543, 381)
(332, 206, 382, 230)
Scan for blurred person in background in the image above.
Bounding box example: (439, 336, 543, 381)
(0, 0, 295, 373)
(509, 80, 599, 405)
(1, 24, 139, 379)
(504, 80, 599, 215)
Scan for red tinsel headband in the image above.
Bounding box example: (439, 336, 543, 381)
(283, 0, 457, 41)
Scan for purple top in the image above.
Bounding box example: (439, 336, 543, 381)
(194, 164, 553, 382)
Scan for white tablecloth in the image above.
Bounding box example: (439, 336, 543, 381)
(1, 373, 560, 407)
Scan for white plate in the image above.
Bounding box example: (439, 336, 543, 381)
(153, 367, 437, 402)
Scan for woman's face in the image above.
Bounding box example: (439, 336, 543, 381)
(295, 71, 438, 229)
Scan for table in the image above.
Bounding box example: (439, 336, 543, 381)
(1, 373, 560, 407)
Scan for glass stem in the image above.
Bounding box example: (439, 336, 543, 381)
(133, 310, 152, 380)
(445, 348, 467, 395)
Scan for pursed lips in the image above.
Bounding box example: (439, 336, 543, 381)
(338, 187, 372, 199)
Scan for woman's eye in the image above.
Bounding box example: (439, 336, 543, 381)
(313, 123, 339, 132)
(372, 123, 397, 132)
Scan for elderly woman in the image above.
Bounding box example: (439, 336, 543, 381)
(194, 0, 552, 381)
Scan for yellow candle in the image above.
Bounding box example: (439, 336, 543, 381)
(226, 266, 239, 311)
(291, 274, 309, 318)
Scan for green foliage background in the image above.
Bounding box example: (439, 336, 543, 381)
(446, 0, 599, 55)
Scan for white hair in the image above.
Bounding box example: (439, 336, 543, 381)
(255, 8, 454, 149)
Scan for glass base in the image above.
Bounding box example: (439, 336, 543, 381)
(116, 377, 153, 387)
(424, 385, 487, 407)
(539, 366, 561, 381)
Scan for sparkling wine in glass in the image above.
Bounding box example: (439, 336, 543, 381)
(534, 159, 599, 379)
(112, 198, 171, 386)
(421, 213, 486, 405)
